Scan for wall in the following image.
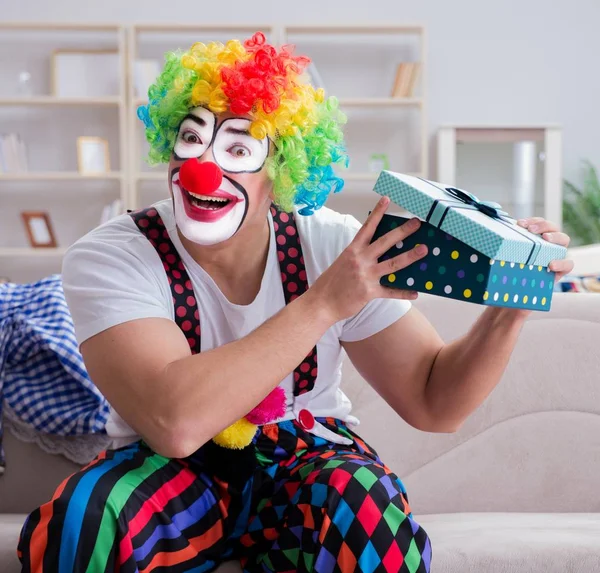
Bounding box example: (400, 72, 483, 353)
(4, 0, 598, 186)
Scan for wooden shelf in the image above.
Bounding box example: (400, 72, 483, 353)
(339, 97, 422, 107)
(284, 25, 424, 34)
(134, 23, 274, 33)
(0, 22, 120, 31)
(0, 247, 68, 257)
(0, 172, 123, 181)
(0, 97, 121, 106)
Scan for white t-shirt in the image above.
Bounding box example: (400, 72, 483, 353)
(62, 199, 411, 442)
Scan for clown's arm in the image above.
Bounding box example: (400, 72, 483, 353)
(79, 293, 330, 458)
(341, 216, 573, 433)
(341, 305, 525, 432)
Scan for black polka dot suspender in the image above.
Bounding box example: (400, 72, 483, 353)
(129, 205, 318, 397)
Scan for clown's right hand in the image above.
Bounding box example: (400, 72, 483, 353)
(308, 196, 427, 324)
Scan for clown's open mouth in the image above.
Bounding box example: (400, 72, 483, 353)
(185, 190, 232, 211)
(172, 174, 244, 224)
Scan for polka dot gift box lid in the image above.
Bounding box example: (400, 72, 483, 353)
(373, 171, 567, 267)
(371, 171, 568, 311)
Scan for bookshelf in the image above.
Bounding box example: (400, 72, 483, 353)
(0, 22, 128, 282)
(1, 22, 427, 282)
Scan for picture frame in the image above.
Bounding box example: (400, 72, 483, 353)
(77, 136, 110, 174)
(21, 211, 57, 248)
(51, 49, 119, 98)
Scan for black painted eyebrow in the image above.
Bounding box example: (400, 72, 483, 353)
(224, 126, 251, 136)
(182, 114, 207, 128)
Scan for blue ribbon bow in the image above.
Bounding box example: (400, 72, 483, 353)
(420, 177, 543, 265)
(444, 187, 513, 222)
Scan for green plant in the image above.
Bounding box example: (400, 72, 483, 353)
(562, 160, 600, 247)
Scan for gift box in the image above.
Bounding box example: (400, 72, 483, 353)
(372, 171, 568, 311)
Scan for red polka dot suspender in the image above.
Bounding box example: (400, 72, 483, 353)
(269, 205, 318, 396)
(129, 205, 318, 396)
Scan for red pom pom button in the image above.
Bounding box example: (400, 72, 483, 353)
(298, 409, 315, 430)
(179, 159, 223, 195)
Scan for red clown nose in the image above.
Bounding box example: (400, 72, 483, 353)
(179, 159, 223, 195)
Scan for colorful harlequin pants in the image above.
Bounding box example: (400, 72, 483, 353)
(18, 418, 431, 573)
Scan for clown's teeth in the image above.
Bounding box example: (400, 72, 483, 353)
(188, 192, 229, 203)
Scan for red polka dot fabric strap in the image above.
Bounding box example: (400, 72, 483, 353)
(270, 205, 318, 396)
(129, 206, 318, 396)
(130, 208, 201, 355)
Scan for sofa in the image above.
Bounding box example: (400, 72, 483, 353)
(2, 292, 600, 573)
(567, 243, 600, 275)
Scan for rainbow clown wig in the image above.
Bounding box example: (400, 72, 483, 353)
(137, 32, 349, 215)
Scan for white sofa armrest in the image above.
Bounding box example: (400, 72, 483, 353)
(568, 243, 600, 275)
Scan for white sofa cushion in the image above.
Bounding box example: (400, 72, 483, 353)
(5, 513, 599, 573)
(418, 512, 600, 573)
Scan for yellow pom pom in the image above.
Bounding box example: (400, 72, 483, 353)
(213, 418, 257, 449)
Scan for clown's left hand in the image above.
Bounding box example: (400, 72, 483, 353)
(517, 217, 574, 281)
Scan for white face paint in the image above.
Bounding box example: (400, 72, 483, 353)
(212, 118, 269, 173)
(173, 107, 216, 160)
(170, 108, 269, 247)
(172, 170, 247, 246)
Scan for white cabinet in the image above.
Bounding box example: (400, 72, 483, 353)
(437, 125, 563, 226)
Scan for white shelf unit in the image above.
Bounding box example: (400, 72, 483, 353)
(0, 22, 128, 282)
(437, 125, 563, 226)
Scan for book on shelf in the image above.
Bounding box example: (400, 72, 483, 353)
(391, 62, 421, 98)
(0, 133, 28, 173)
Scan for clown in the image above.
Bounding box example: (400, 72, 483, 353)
(136, 32, 349, 450)
(18, 31, 572, 573)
